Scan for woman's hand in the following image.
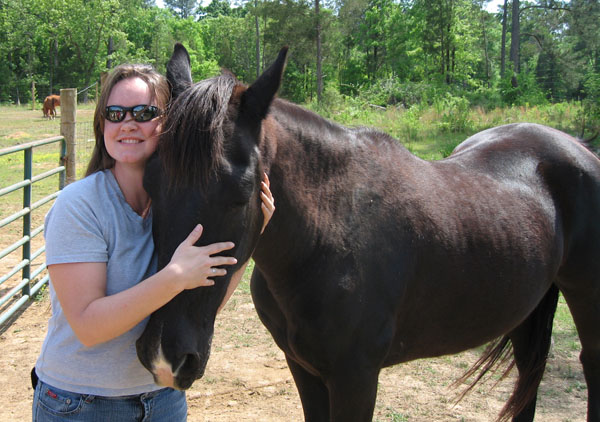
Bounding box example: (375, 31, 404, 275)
(167, 224, 237, 290)
(260, 173, 275, 234)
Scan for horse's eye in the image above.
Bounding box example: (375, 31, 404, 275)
(228, 197, 250, 209)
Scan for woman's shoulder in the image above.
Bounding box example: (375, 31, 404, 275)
(57, 170, 113, 202)
(49, 170, 118, 220)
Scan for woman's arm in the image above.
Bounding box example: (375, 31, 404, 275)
(51, 225, 236, 347)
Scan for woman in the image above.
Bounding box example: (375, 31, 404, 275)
(32, 63, 274, 421)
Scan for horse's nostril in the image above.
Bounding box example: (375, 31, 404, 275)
(174, 353, 200, 376)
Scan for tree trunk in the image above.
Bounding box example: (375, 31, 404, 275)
(255, 0, 260, 78)
(509, 0, 520, 87)
(49, 39, 54, 95)
(107, 36, 114, 70)
(480, 4, 491, 87)
(315, 0, 323, 103)
(500, 0, 508, 77)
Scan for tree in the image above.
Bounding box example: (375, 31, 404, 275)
(414, 0, 484, 86)
(41, 0, 125, 100)
(165, 0, 197, 19)
(568, 0, 600, 138)
(254, 0, 260, 77)
(500, 0, 508, 77)
(509, 0, 520, 86)
(198, 0, 246, 18)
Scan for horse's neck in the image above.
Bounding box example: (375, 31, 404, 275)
(265, 100, 368, 174)
(256, 101, 414, 266)
(264, 100, 414, 181)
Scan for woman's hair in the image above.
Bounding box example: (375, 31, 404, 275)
(85, 64, 170, 176)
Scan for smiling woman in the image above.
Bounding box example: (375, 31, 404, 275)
(102, 77, 162, 191)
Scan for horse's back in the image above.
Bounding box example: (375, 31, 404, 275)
(376, 123, 600, 362)
(449, 123, 600, 251)
(451, 123, 594, 171)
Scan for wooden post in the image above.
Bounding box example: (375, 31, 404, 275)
(60, 88, 77, 184)
(31, 81, 36, 110)
(100, 72, 107, 94)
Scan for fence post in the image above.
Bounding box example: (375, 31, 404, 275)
(31, 81, 36, 111)
(60, 88, 77, 184)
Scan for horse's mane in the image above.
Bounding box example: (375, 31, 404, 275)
(159, 72, 238, 190)
(158, 70, 407, 191)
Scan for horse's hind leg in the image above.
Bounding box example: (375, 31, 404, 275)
(559, 279, 600, 422)
(505, 284, 559, 422)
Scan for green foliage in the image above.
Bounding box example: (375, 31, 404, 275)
(280, 60, 312, 103)
(464, 87, 504, 111)
(499, 65, 549, 107)
(434, 93, 474, 134)
(0, 0, 596, 114)
(164, 0, 198, 19)
(338, 50, 368, 96)
(579, 71, 600, 141)
(359, 79, 444, 108)
(201, 14, 256, 82)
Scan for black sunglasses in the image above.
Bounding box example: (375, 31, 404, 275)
(105, 105, 162, 123)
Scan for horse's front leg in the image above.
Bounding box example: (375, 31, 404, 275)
(286, 356, 330, 422)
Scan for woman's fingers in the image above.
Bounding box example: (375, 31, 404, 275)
(202, 241, 236, 256)
(182, 224, 203, 246)
(260, 173, 275, 233)
(208, 267, 228, 278)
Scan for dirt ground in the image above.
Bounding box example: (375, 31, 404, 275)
(0, 287, 588, 422)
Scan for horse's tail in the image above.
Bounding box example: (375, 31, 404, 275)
(454, 284, 559, 422)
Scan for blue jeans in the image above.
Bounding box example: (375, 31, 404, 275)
(32, 380, 187, 422)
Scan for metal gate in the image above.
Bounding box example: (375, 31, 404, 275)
(0, 136, 66, 325)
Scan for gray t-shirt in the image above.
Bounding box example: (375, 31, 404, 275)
(35, 169, 162, 396)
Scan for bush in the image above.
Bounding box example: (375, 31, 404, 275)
(434, 93, 474, 133)
(499, 67, 548, 107)
(579, 72, 600, 141)
(465, 87, 504, 111)
(359, 79, 443, 108)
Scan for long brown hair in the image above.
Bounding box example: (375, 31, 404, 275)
(85, 64, 170, 177)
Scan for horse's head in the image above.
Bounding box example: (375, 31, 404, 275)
(136, 43, 287, 390)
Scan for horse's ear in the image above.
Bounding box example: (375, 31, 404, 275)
(167, 43, 193, 99)
(241, 46, 288, 121)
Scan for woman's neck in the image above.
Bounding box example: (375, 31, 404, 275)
(111, 164, 151, 217)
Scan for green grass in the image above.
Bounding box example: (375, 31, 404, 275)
(376, 409, 410, 422)
(310, 100, 584, 161)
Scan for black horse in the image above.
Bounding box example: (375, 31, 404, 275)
(136, 44, 600, 422)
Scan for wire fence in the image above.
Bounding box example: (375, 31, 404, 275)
(76, 121, 96, 173)
(0, 81, 99, 107)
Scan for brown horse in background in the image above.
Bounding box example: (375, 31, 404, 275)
(42, 94, 60, 119)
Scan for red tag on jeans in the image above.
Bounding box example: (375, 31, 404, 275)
(46, 389, 58, 399)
